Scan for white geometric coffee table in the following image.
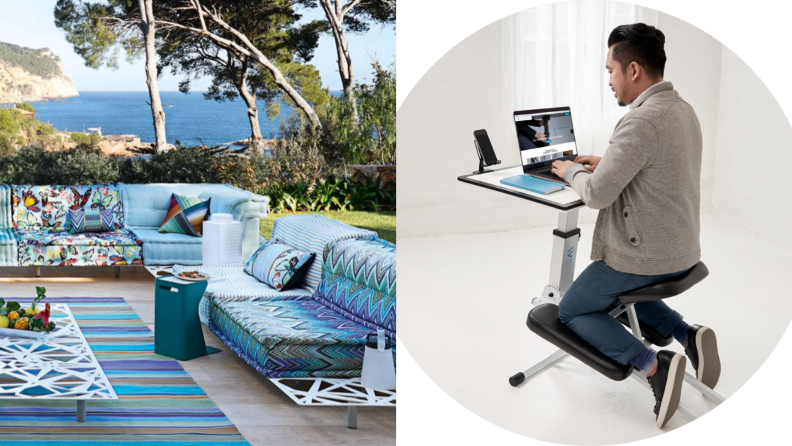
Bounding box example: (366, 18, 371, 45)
(0, 304, 117, 421)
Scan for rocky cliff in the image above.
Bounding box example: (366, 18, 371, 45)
(0, 42, 78, 104)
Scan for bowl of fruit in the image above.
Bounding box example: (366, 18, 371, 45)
(0, 286, 57, 339)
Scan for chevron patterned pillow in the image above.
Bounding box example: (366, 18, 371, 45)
(244, 239, 316, 291)
(68, 208, 115, 233)
(158, 194, 211, 237)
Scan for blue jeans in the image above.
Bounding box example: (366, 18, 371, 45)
(558, 260, 688, 364)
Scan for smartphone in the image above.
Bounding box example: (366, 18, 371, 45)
(473, 129, 499, 166)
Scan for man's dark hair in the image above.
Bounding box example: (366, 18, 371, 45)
(607, 23, 666, 79)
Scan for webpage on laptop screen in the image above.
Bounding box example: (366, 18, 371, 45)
(514, 110, 577, 166)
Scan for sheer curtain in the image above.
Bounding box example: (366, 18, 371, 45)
(498, 1, 658, 156)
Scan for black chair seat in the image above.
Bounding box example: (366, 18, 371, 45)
(618, 261, 709, 305)
(527, 304, 632, 381)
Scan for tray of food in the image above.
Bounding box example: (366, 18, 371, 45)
(175, 270, 210, 281)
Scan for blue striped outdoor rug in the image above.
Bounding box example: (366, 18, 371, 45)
(0, 296, 249, 445)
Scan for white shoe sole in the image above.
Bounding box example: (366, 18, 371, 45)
(656, 354, 686, 429)
(696, 327, 721, 389)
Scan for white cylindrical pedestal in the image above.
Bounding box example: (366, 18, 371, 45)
(202, 213, 242, 265)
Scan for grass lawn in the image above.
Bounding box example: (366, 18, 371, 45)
(260, 210, 396, 244)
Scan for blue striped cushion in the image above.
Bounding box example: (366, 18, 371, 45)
(0, 185, 12, 230)
(270, 215, 378, 291)
(0, 228, 15, 244)
(69, 208, 114, 233)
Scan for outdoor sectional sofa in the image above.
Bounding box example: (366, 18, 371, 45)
(172, 215, 396, 427)
(0, 183, 266, 272)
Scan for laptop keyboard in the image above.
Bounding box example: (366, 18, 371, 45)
(534, 170, 568, 184)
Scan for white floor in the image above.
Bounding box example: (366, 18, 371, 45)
(398, 211, 792, 445)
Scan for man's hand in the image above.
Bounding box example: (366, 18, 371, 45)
(574, 155, 602, 172)
(535, 132, 547, 142)
(551, 160, 574, 180)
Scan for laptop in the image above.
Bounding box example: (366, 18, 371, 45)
(513, 107, 578, 186)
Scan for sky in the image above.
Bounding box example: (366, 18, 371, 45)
(0, 0, 395, 92)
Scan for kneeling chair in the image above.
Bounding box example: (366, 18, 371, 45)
(513, 261, 725, 424)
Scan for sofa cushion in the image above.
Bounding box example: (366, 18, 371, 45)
(68, 208, 115, 233)
(211, 299, 386, 378)
(244, 240, 315, 291)
(12, 186, 72, 230)
(314, 238, 396, 338)
(16, 229, 142, 266)
(0, 185, 13, 230)
(11, 185, 123, 231)
(121, 184, 254, 229)
(270, 215, 378, 292)
(0, 229, 17, 266)
(67, 185, 124, 229)
(173, 263, 314, 325)
(126, 227, 202, 266)
(159, 194, 211, 236)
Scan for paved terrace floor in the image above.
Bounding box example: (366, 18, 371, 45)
(0, 267, 396, 446)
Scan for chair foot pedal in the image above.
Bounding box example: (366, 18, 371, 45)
(509, 372, 525, 387)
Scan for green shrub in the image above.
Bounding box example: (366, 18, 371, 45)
(266, 172, 395, 213)
(16, 103, 36, 114)
(116, 146, 260, 190)
(0, 135, 13, 157)
(0, 144, 396, 212)
(0, 146, 119, 184)
(69, 132, 101, 146)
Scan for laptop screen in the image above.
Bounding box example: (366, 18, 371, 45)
(513, 107, 578, 172)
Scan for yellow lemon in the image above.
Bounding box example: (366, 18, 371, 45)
(0, 315, 8, 328)
(25, 306, 39, 316)
(14, 317, 29, 330)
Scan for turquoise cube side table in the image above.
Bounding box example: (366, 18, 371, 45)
(154, 276, 221, 360)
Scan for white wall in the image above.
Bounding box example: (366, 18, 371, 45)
(657, 12, 723, 212)
(397, 21, 593, 239)
(713, 47, 792, 249)
(398, 9, 792, 244)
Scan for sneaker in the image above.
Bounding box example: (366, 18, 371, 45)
(685, 325, 721, 389)
(648, 350, 686, 428)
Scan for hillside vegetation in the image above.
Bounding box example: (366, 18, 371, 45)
(0, 105, 57, 154)
(0, 42, 61, 79)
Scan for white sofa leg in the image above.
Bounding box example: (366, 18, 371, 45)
(347, 406, 358, 429)
(114, 267, 121, 278)
(35, 266, 41, 277)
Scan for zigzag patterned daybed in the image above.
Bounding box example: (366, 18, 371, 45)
(173, 214, 396, 428)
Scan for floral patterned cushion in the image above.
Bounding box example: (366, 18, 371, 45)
(243, 240, 315, 291)
(68, 185, 124, 229)
(15, 229, 142, 266)
(11, 185, 124, 231)
(12, 186, 71, 230)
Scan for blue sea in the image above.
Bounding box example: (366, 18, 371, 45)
(30, 91, 335, 147)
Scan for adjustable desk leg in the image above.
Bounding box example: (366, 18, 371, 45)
(533, 209, 580, 306)
(512, 210, 580, 386)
